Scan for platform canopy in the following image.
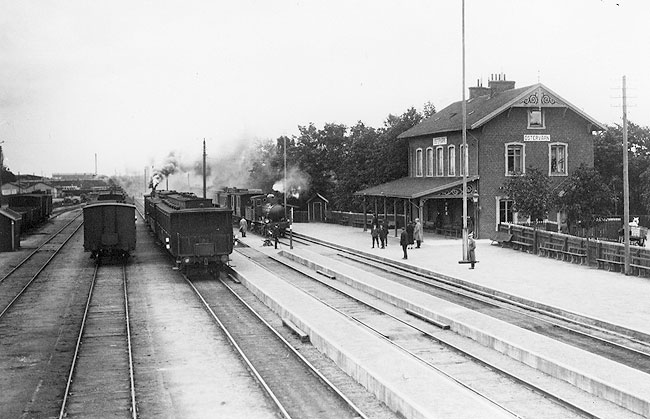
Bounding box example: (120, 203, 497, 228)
(354, 175, 479, 200)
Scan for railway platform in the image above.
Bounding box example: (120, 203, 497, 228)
(288, 222, 650, 339)
(235, 222, 650, 419)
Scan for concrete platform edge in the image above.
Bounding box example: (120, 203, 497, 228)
(228, 252, 514, 419)
(297, 233, 650, 343)
(279, 248, 650, 418)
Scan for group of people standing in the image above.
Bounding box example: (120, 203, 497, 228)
(372, 214, 476, 268)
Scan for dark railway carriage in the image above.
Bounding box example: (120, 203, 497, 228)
(83, 202, 136, 261)
(215, 187, 262, 221)
(148, 191, 233, 270)
(7, 193, 53, 229)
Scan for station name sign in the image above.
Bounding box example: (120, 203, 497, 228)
(432, 136, 448, 145)
(524, 134, 550, 142)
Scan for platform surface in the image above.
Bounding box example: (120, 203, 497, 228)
(275, 222, 650, 337)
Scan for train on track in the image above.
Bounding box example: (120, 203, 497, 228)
(83, 190, 136, 262)
(144, 190, 233, 271)
(7, 193, 53, 230)
(215, 188, 291, 238)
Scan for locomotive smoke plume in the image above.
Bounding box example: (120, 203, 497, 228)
(149, 171, 163, 189)
(150, 138, 257, 196)
(273, 166, 310, 198)
(159, 151, 181, 177)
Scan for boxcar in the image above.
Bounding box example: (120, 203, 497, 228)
(83, 202, 136, 261)
(149, 191, 233, 270)
(7, 193, 53, 228)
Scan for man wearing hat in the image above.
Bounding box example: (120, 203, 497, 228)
(414, 218, 423, 248)
(468, 231, 476, 269)
(399, 226, 408, 259)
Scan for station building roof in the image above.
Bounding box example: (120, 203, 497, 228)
(398, 83, 606, 140)
(355, 175, 479, 200)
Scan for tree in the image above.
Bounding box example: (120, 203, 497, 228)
(555, 164, 614, 234)
(247, 139, 279, 192)
(502, 167, 551, 223)
(594, 122, 650, 214)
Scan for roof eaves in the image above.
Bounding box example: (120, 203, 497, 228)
(412, 175, 479, 198)
(470, 84, 540, 129)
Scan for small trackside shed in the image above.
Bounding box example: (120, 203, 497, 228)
(0, 208, 22, 252)
(307, 193, 329, 222)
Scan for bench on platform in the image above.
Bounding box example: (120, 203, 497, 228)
(490, 231, 513, 246)
(437, 226, 462, 238)
(510, 240, 533, 252)
(539, 242, 564, 259)
(596, 252, 624, 272)
(630, 257, 650, 276)
(566, 246, 587, 264)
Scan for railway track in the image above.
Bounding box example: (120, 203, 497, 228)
(59, 263, 137, 418)
(293, 232, 650, 369)
(184, 270, 370, 419)
(235, 241, 644, 419)
(0, 211, 83, 319)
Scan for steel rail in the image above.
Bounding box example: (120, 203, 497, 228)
(123, 264, 138, 418)
(259, 250, 598, 419)
(181, 273, 293, 419)
(0, 211, 83, 284)
(295, 232, 650, 355)
(58, 264, 99, 419)
(0, 216, 83, 319)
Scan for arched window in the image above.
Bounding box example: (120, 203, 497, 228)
(415, 148, 423, 177)
(435, 146, 444, 176)
(426, 147, 434, 177)
(448, 145, 456, 176)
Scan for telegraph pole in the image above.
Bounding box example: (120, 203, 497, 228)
(622, 76, 630, 275)
(460, 0, 469, 262)
(0, 142, 4, 208)
(203, 139, 207, 199)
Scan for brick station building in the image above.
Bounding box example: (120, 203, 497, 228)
(355, 74, 606, 239)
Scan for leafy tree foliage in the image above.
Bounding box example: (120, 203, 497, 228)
(555, 164, 614, 232)
(502, 167, 551, 223)
(245, 105, 428, 212)
(1, 167, 16, 183)
(594, 122, 650, 214)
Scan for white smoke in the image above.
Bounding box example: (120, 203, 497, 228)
(273, 166, 310, 198)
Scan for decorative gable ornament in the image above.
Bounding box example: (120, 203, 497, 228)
(518, 88, 564, 108)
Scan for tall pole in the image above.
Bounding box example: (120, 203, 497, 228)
(622, 76, 630, 275)
(202, 139, 207, 199)
(460, 0, 469, 261)
(283, 135, 287, 220)
(0, 143, 3, 208)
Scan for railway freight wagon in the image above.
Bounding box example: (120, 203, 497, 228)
(148, 191, 233, 271)
(7, 193, 53, 229)
(83, 202, 137, 262)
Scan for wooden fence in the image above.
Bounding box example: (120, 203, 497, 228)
(496, 223, 650, 276)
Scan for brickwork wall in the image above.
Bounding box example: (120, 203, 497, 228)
(478, 107, 595, 238)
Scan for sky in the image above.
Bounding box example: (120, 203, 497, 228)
(0, 0, 648, 181)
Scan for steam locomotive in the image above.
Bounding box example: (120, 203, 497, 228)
(215, 188, 290, 238)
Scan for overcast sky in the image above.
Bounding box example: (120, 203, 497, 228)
(0, 0, 647, 178)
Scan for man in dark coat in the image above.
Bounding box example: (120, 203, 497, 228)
(406, 220, 415, 249)
(468, 231, 476, 269)
(399, 226, 408, 259)
(379, 223, 388, 248)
